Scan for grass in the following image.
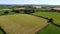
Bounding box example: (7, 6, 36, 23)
(33, 12, 60, 34)
(37, 24, 60, 34)
(0, 30, 4, 34)
(0, 10, 60, 34)
(33, 12, 60, 24)
(0, 14, 48, 34)
(0, 10, 12, 15)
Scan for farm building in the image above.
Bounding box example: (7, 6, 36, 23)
(12, 7, 34, 14)
(32, 6, 42, 8)
(13, 8, 26, 10)
(50, 7, 60, 11)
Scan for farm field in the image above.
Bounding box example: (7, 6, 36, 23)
(33, 12, 60, 24)
(33, 12, 60, 34)
(0, 10, 15, 15)
(0, 14, 48, 34)
(37, 24, 60, 34)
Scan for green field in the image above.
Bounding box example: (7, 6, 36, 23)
(0, 10, 16, 15)
(0, 10, 60, 34)
(33, 12, 60, 24)
(33, 12, 60, 34)
(37, 24, 60, 34)
(0, 14, 48, 34)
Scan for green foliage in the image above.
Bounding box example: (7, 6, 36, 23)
(0, 10, 16, 15)
(0, 30, 4, 34)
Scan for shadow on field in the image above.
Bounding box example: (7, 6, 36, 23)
(0, 27, 6, 34)
(35, 24, 50, 34)
(48, 18, 60, 27)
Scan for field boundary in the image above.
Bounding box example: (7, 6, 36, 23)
(0, 26, 7, 34)
(35, 24, 49, 34)
(30, 14, 60, 27)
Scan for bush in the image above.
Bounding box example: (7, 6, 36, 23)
(24, 10, 35, 14)
(4, 11, 9, 15)
(12, 10, 20, 13)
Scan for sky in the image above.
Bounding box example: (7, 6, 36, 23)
(0, 0, 60, 5)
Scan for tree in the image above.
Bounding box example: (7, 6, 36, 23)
(4, 11, 9, 14)
(12, 9, 20, 13)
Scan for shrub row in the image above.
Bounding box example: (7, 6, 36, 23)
(0, 9, 35, 16)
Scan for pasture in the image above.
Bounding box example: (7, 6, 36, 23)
(33, 12, 60, 34)
(33, 12, 60, 24)
(37, 24, 60, 34)
(0, 14, 48, 34)
(0, 9, 15, 15)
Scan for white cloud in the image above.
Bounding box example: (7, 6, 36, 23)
(0, 0, 60, 5)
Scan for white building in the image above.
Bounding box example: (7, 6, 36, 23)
(32, 6, 42, 8)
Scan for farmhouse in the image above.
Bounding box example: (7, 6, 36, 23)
(32, 6, 42, 8)
(50, 7, 60, 11)
(12, 7, 34, 14)
(13, 7, 26, 10)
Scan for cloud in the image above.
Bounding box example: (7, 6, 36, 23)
(0, 0, 60, 5)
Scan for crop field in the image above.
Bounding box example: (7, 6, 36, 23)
(0, 14, 48, 34)
(33, 12, 60, 34)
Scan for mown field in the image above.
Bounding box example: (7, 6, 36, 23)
(33, 12, 60, 34)
(0, 14, 48, 34)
